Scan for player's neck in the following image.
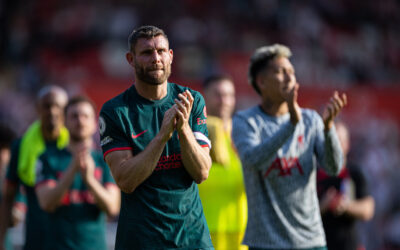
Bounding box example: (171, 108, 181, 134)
(222, 118, 232, 134)
(260, 99, 289, 117)
(135, 80, 168, 100)
(217, 115, 232, 133)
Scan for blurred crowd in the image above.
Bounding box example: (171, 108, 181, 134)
(1, 0, 400, 249)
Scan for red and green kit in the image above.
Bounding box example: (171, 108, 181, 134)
(99, 82, 213, 249)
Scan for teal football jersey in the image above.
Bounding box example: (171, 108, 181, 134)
(99, 82, 213, 249)
(35, 149, 115, 250)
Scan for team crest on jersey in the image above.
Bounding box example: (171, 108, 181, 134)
(99, 116, 106, 135)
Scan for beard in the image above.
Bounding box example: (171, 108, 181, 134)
(134, 63, 171, 85)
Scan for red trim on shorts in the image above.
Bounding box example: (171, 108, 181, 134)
(103, 147, 133, 159)
(201, 144, 209, 148)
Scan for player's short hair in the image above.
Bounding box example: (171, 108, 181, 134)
(248, 44, 292, 94)
(203, 74, 233, 91)
(65, 95, 97, 116)
(0, 123, 16, 149)
(128, 25, 168, 53)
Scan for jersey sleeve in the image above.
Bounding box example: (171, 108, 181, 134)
(232, 110, 295, 172)
(190, 91, 211, 148)
(35, 155, 57, 189)
(349, 165, 369, 199)
(313, 111, 343, 176)
(99, 104, 132, 159)
(96, 153, 116, 186)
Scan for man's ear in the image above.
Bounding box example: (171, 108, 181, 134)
(169, 49, 173, 63)
(126, 52, 135, 67)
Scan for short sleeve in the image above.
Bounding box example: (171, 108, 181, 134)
(190, 91, 211, 148)
(313, 111, 326, 158)
(312, 110, 343, 175)
(349, 165, 369, 199)
(99, 104, 132, 159)
(95, 153, 116, 186)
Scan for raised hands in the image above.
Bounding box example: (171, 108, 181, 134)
(174, 90, 194, 132)
(159, 105, 178, 142)
(159, 90, 194, 142)
(281, 82, 299, 107)
(319, 187, 349, 216)
(70, 142, 96, 183)
(323, 91, 347, 130)
(282, 83, 302, 125)
(77, 151, 96, 183)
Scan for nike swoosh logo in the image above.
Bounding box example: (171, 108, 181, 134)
(132, 130, 148, 139)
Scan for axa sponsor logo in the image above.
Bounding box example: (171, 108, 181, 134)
(264, 157, 304, 178)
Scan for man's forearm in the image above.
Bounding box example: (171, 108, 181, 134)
(108, 133, 169, 193)
(234, 120, 295, 170)
(322, 128, 343, 176)
(36, 164, 77, 212)
(178, 125, 211, 184)
(345, 196, 375, 221)
(85, 178, 120, 216)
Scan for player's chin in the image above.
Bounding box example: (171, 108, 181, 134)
(70, 132, 86, 142)
(146, 75, 168, 85)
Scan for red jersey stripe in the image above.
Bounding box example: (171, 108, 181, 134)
(103, 147, 133, 159)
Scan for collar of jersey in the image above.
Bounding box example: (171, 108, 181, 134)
(130, 82, 172, 106)
(257, 105, 291, 123)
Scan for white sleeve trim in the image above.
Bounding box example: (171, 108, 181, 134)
(193, 131, 211, 149)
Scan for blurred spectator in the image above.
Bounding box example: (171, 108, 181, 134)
(198, 75, 247, 250)
(317, 121, 375, 250)
(0, 0, 399, 88)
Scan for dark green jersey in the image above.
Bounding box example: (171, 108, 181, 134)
(35, 149, 115, 250)
(6, 139, 53, 250)
(99, 82, 213, 249)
